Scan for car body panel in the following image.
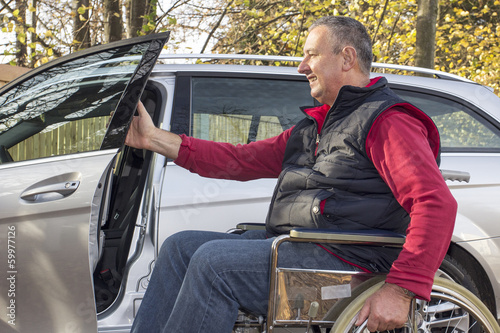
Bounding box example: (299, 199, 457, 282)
(2, 51, 500, 332)
(454, 236, 500, 312)
(159, 164, 275, 238)
(0, 33, 169, 332)
(0, 151, 115, 332)
(441, 153, 500, 242)
(150, 64, 500, 235)
(110, 62, 500, 329)
(147, 63, 500, 319)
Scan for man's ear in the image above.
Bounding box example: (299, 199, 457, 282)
(341, 46, 357, 71)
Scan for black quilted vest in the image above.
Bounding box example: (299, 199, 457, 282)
(265, 77, 436, 272)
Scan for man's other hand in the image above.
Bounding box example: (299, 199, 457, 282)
(355, 282, 413, 331)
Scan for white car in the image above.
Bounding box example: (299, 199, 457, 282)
(0, 34, 499, 332)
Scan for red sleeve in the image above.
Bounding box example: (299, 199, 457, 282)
(173, 129, 292, 181)
(366, 108, 458, 300)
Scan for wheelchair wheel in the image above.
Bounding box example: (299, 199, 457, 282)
(331, 277, 500, 333)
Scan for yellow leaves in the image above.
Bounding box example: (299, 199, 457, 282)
(246, 8, 266, 18)
(142, 22, 156, 33)
(77, 5, 92, 14)
(473, 27, 484, 36)
(435, 5, 499, 94)
(481, 5, 490, 14)
(76, 5, 92, 20)
(33, 51, 53, 67)
(3, 22, 14, 33)
(459, 39, 469, 48)
(348, 3, 359, 12)
(45, 31, 53, 38)
(17, 33, 26, 44)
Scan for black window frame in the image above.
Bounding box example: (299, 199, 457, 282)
(170, 71, 317, 140)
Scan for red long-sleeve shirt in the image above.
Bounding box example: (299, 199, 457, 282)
(174, 84, 457, 300)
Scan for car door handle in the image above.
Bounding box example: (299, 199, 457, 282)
(21, 181, 80, 202)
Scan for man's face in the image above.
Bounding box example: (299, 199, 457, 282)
(298, 25, 344, 106)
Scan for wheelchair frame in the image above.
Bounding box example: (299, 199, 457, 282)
(234, 170, 499, 332)
(266, 229, 407, 332)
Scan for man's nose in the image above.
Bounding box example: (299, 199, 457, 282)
(297, 59, 309, 74)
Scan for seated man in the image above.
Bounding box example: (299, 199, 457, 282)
(127, 16, 457, 333)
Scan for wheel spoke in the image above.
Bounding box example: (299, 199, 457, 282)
(422, 298, 470, 332)
(331, 278, 500, 333)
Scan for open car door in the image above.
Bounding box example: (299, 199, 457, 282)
(0, 32, 169, 332)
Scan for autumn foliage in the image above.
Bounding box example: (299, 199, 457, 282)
(213, 0, 499, 95)
(1, 0, 498, 95)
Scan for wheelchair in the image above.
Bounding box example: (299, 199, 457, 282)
(232, 171, 500, 333)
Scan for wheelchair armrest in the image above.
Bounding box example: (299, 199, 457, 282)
(290, 228, 405, 247)
(236, 223, 266, 231)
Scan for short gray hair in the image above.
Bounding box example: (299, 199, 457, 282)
(310, 16, 373, 75)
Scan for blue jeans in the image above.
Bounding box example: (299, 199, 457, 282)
(130, 230, 358, 333)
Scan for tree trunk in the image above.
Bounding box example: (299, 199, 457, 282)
(15, 0, 28, 66)
(125, 0, 152, 38)
(415, 0, 438, 70)
(29, 0, 37, 66)
(104, 0, 122, 43)
(72, 0, 91, 50)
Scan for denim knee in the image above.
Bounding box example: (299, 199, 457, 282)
(156, 230, 194, 267)
(189, 240, 241, 280)
(189, 242, 218, 273)
(159, 230, 189, 253)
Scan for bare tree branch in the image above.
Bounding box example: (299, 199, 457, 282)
(0, 0, 15, 14)
(372, 0, 390, 45)
(200, 0, 232, 53)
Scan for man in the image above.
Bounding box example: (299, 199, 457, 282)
(128, 16, 457, 332)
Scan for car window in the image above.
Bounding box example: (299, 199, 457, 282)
(190, 77, 315, 144)
(181, 76, 500, 151)
(0, 42, 153, 163)
(394, 89, 500, 151)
